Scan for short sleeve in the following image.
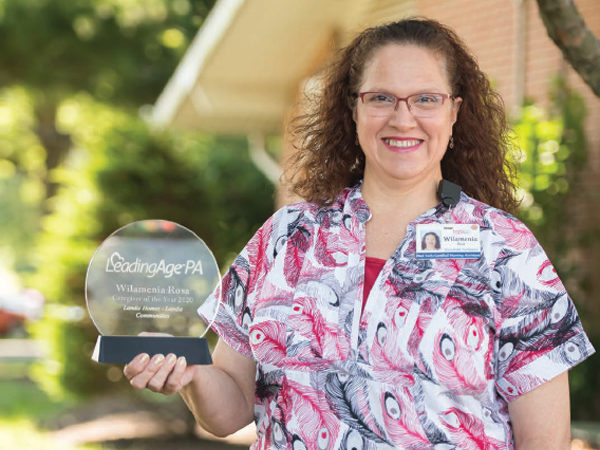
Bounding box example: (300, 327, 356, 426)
(197, 208, 284, 358)
(490, 221, 595, 402)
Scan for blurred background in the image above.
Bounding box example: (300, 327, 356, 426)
(0, 0, 598, 448)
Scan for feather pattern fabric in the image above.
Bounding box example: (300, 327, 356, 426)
(379, 388, 430, 448)
(439, 407, 505, 449)
(324, 372, 388, 444)
(280, 378, 341, 449)
(197, 185, 594, 449)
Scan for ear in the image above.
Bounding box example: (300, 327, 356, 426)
(352, 106, 357, 123)
(450, 96, 462, 125)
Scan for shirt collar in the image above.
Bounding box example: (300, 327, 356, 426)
(342, 183, 371, 224)
(340, 182, 466, 226)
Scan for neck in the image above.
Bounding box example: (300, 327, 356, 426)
(361, 171, 442, 219)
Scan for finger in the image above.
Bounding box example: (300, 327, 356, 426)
(147, 353, 178, 393)
(129, 353, 165, 390)
(162, 356, 188, 395)
(123, 353, 150, 379)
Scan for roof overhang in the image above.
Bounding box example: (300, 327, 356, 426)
(151, 0, 369, 135)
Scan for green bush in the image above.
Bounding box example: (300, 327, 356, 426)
(28, 98, 274, 398)
(511, 78, 599, 420)
(0, 86, 46, 272)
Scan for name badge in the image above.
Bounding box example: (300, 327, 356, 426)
(416, 223, 481, 259)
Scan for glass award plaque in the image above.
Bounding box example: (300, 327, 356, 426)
(85, 220, 220, 364)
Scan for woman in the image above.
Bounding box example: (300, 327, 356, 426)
(421, 232, 441, 251)
(124, 18, 594, 448)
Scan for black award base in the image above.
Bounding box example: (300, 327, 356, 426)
(91, 335, 212, 365)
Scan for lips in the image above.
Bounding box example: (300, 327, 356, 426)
(382, 138, 423, 151)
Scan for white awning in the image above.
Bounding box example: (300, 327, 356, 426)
(151, 0, 373, 135)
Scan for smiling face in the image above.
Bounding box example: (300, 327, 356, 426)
(354, 44, 462, 188)
(424, 233, 438, 250)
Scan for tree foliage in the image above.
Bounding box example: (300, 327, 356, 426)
(512, 80, 586, 239)
(0, 87, 46, 270)
(28, 96, 274, 398)
(512, 78, 599, 420)
(0, 0, 214, 105)
(0, 0, 278, 399)
(0, 0, 215, 216)
(0, 0, 217, 273)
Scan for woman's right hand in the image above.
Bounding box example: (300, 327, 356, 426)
(124, 338, 257, 436)
(123, 352, 198, 395)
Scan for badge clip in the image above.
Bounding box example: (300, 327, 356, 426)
(437, 180, 461, 208)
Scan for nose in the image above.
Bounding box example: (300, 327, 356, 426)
(388, 99, 416, 127)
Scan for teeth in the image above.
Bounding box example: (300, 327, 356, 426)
(384, 139, 421, 147)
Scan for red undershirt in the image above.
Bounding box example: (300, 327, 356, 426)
(363, 257, 386, 312)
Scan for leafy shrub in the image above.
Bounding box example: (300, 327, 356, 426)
(511, 78, 598, 420)
(28, 98, 274, 398)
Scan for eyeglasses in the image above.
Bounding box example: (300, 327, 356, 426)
(357, 92, 455, 118)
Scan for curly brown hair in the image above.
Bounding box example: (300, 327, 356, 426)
(285, 17, 518, 212)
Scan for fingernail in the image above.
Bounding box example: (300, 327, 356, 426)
(167, 354, 176, 364)
(140, 354, 149, 363)
(153, 354, 165, 364)
(177, 356, 186, 366)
